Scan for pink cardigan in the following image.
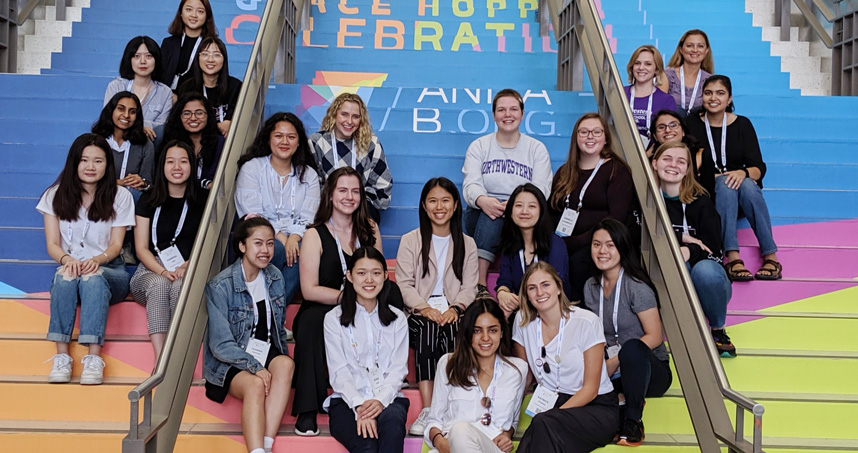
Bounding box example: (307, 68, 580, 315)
(394, 228, 479, 313)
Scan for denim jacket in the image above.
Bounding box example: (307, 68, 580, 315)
(203, 260, 290, 386)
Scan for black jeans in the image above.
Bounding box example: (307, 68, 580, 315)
(612, 338, 672, 421)
(328, 396, 410, 453)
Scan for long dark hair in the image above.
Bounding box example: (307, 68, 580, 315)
(233, 214, 275, 257)
(446, 297, 519, 388)
(648, 109, 700, 152)
(148, 140, 198, 206)
(48, 133, 118, 222)
(312, 167, 376, 249)
(237, 112, 319, 182)
(119, 36, 162, 81)
(418, 177, 465, 282)
(179, 36, 229, 104)
(167, 0, 217, 37)
(339, 246, 398, 327)
(161, 93, 219, 164)
(499, 184, 553, 257)
(92, 91, 147, 146)
(591, 218, 657, 297)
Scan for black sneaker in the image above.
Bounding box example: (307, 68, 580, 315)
(712, 328, 737, 358)
(617, 418, 644, 446)
(294, 412, 319, 436)
(477, 284, 491, 299)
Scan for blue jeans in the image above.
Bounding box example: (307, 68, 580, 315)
(463, 206, 503, 262)
(272, 240, 301, 305)
(687, 260, 731, 328)
(714, 176, 777, 255)
(47, 259, 130, 345)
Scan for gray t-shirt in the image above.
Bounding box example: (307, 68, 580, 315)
(583, 275, 668, 362)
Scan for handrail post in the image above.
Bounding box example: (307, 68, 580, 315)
(776, 0, 791, 41)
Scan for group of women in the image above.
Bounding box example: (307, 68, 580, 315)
(37, 16, 782, 453)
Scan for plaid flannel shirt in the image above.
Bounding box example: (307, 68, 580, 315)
(309, 131, 393, 211)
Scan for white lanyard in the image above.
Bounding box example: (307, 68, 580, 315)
(681, 203, 690, 234)
(347, 315, 383, 370)
(519, 249, 538, 274)
(535, 315, 566, 381)
(270, 158, 297, 221)
(629, 85, 654, 132)
(330, 134, 357, 169)
(598, 269, 624, 348)
(107, 135, 131, 179)
(66, 219, 91, 255)
(679, 66, 702, 114)
(565, 158, 605, 211)
(172, 34, 202, 89)
(242, 265, 273, 342)
(704, 113, 728, 173)
(151, 201, 189, 255)
(202, 86, 227, 122)
(329, 220, 360, 281)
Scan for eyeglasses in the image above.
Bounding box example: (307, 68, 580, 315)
(480, 396, 492, 426)
(200, 52, 223, 59)
(540, 346, 551, 374)
(656, 121, 681, 132)
(577, 128, 604, 138)
(181, 109, 207, 119)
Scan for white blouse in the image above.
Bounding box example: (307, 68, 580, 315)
(36, 186, 136, 260)
(512, 307, 615, 396)
(323, 303, 408, 415)
(424, 353, 528, 448)
(235, 156, 321, 238)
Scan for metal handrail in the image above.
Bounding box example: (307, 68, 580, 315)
(549, 0, 764, 451)
(777, 0, 834, 47)
(17, 0, 64, 25)
(122, 0, 300, 451)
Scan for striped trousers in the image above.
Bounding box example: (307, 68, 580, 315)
(407, 314, 460, 382)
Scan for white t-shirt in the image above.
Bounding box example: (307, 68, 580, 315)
(245, 270, 267, 303)
(512, 307, 615, 396)
(36, 186, 136, 260)
(431, 234, 451, 297)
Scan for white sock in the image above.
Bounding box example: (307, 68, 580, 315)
(250, 448, 265, 453)
(263, 436, 274, 449)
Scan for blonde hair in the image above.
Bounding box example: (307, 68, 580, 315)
(667, 29, 715, 74)
(626, 45, 666, 86)
(652, 141, 708, 204)
(518, 261, 576, 326)
(320, 93, 373, 156)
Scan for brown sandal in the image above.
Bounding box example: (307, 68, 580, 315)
(724, 259, 754, 282)
(754, 259, 783, 280)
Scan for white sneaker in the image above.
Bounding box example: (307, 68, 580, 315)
(285, 328, 294, 341)
(47, 353, 73, 383)
(80, 355, 105, 385)
(409, 407, 430, 436)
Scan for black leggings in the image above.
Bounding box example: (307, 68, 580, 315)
(612, 338, 672, 421)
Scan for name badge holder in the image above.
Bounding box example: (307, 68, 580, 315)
(66, 220, 91, 261)
(243, 267, 273, 366)
(171, 34, 202, 90)
(600, 269, 624, 377)
(348, 321, 384, 396)
(555, 158, 605, 237)
(330, 220, 360, 290)
(427, 294, 449, 313)
(330, 135, 357, 169)
(152, 202, 189, 272)
(525, 316, 566, 417)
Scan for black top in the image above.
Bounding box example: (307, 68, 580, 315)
(159, 34, 201, 90)
(686, 114, 767, 195)
(663, 195, 723, 266)
(549, 159, 635, 252)
(206, 77, 242, 122)
(313, 224, 351, 294)
(135, 193, 206, 258)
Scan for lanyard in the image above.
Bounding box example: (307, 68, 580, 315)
(629, 85, 654, 132)
(66, 219, 91, 255)
(565, 158, 605, 211)
(171, 34, 202, 89)
(535, 315, 566, 381)
(681, 203, 690, 234)
(598, 269, 624, 348)
(704, 113, 728, 173)
(242, 265, 273, 342)
(347, 313, 383, 370)
(329, 220, 360, 281)
(679, 66, 702, 114)
(270, 157, 297, 222)
(151, 201, 189, 255)
(330, 134, 357, 169)
(107, 135, 131, 179)
(519, 249, 538, 274)
(202, 86, 227, 122)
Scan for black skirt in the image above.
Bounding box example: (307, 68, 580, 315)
(204, 344, 284, 404)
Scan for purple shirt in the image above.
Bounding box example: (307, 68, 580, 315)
(623, 85, 677, 137)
